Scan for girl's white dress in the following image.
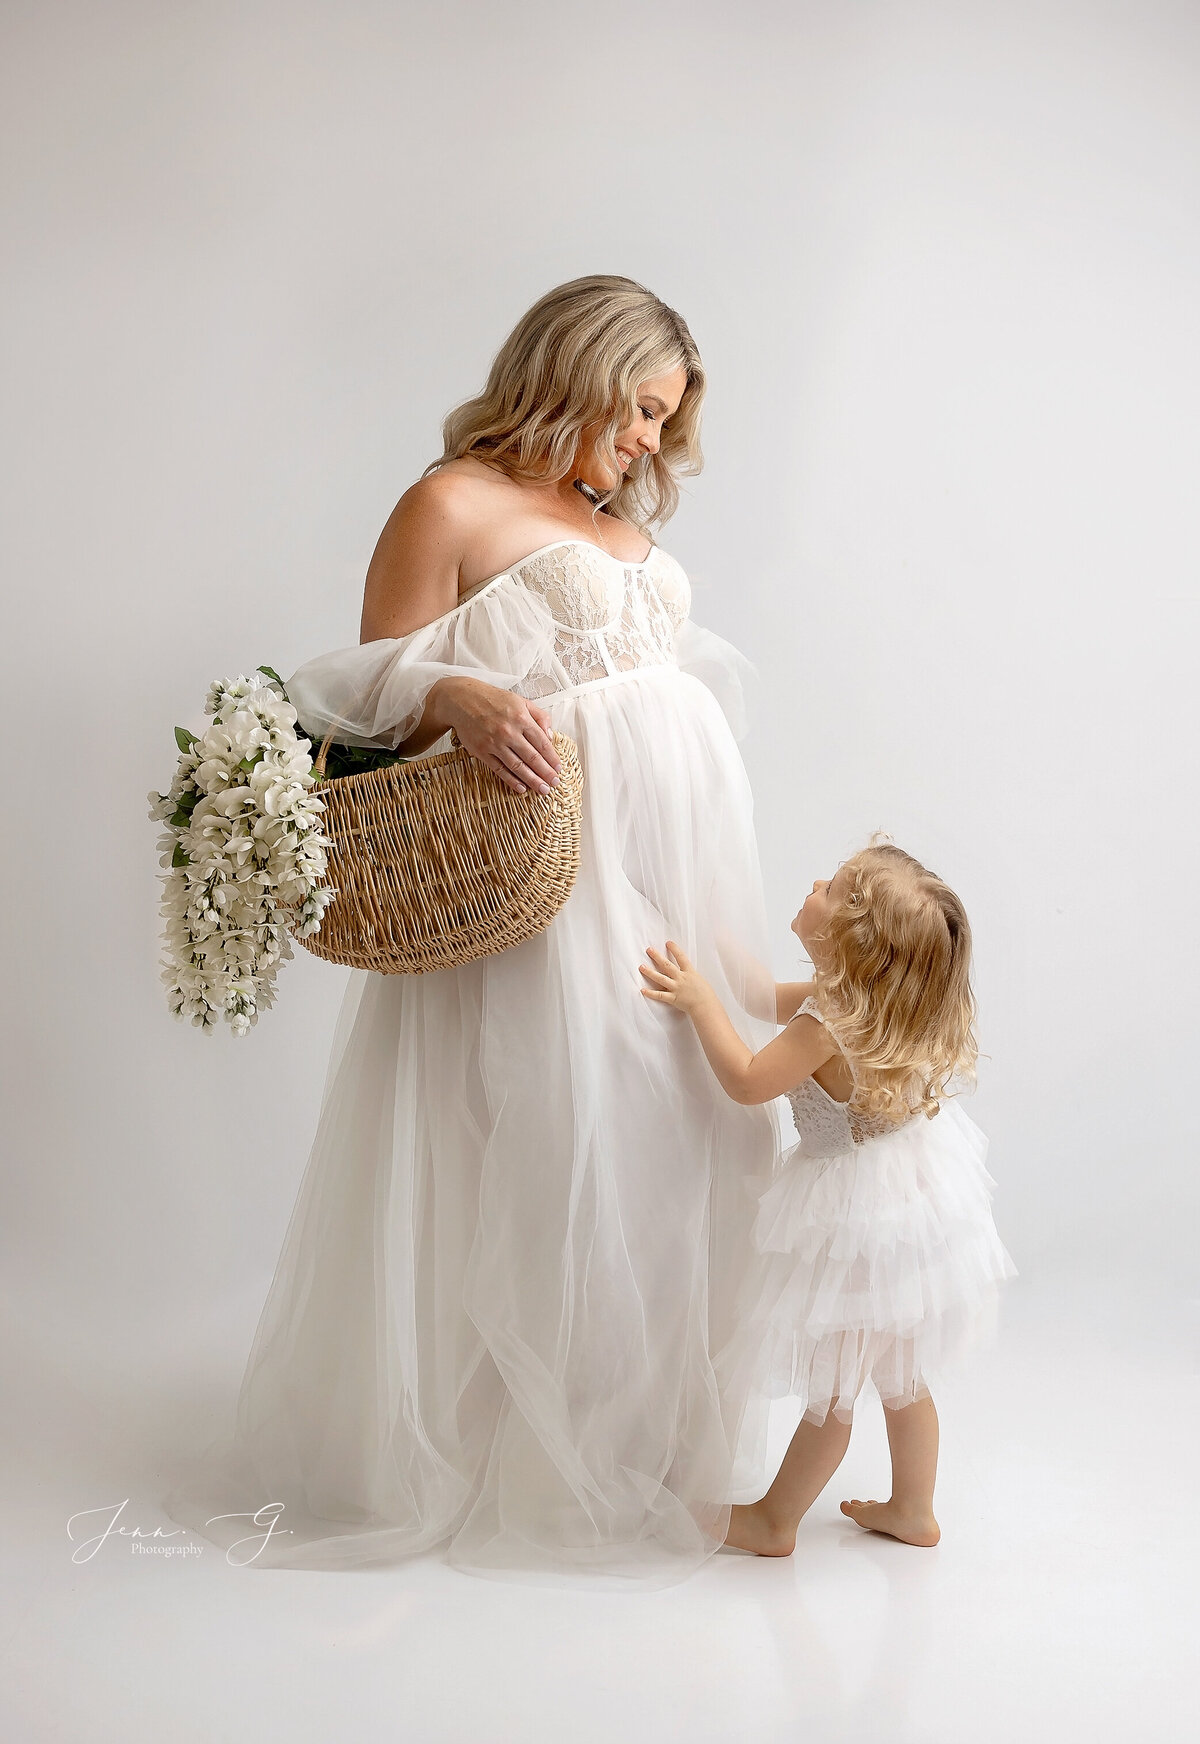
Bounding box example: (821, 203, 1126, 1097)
(718, 998, 1015, 1476)
(164, 538, 780, 1590)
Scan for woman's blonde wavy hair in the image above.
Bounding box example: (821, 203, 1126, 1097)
(812, 842, 978, 1124)
(423, 274, 706, 533)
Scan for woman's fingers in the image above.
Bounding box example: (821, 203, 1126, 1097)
(467, 736, 551, 794)
(514, 729, 562, 789)
(449, 687, 562, 789)
(524, 709, 562, 775)
(496, 742, 555, 794)
(487, 755, 531, 794)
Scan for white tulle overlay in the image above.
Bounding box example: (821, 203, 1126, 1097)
(716, 1006, 1016, 1488)
(163, 541, 782, 1589)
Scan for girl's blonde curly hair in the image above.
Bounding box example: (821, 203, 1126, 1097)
(423, 274, 706, 534)
(812, 842, 978, 1124)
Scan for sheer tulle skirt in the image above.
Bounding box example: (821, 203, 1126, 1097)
(716, 1099, 1016, 1482)
(164, 666, 781, 1588)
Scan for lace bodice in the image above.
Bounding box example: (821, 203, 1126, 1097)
(491, 540, 690, 696)
(785, 997, 919, 1160)
(283, 536, 756, 756)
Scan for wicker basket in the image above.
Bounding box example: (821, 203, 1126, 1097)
(297, 727, 584, 974)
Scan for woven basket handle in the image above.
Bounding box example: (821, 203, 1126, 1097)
(314, 728, 336, 776)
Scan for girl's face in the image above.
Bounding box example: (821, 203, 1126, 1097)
(793, 866, 851, 963)
(574, 367, 687, 492)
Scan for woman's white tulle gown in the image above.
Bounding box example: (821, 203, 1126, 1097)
(163, 538, 781, 1589)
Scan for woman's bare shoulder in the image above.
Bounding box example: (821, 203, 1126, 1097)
(361, 470, 493, 640)
(376, 465, 498, 552)
(375, 462, 519, 568)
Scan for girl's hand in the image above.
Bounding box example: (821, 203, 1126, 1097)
(639, 942, 716, 1018)
(431, 676, 561, 795)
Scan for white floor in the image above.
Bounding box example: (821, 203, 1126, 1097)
(4, 1275, 1197, 1744)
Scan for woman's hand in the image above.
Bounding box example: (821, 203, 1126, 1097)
(639, 942, 718, 1018)
(428, 676, 562, 795)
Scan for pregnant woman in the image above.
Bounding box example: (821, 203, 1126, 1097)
(172, 276, 779, 1589)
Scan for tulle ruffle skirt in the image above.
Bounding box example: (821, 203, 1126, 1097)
(716, 1098, 1016, 1461)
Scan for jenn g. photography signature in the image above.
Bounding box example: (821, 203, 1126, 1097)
(66, 1498, 293, 1567)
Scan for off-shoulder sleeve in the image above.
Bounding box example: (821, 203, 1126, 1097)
(284, 577, 557, 751)
(672, 618, 757, 742)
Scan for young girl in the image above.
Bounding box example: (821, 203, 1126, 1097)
(640, 842, 1015, 1557)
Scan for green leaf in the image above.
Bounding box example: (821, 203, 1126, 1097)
(257, 664, 288, 697)
(169, 807, 191, 829)
(236, 750, 265, 773)
(174, 725, 199, 753)
(171, 842, 190, 868)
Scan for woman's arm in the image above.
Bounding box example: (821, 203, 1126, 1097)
(360, 473, 466, 642)
(640, 945, 836, 1106)
(357, 476, 561, 792)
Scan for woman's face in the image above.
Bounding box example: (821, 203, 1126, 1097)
(574, 366, 688, 491)
(793, 865, 851, 961)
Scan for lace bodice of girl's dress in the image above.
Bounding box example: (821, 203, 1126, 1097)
(785, 996, 921, 1160)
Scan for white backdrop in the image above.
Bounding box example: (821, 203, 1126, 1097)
(3, 0, 1197, 1361)
(5, 8, 1200, 1742)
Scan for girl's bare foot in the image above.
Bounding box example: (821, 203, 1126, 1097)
(839, 1498, 940, 1546)
(723, 1501, 796, 1557)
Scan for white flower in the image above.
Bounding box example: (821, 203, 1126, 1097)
(150, 667, 335, 1036)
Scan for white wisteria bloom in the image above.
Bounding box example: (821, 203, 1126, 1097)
(148, 667, 337, 1035)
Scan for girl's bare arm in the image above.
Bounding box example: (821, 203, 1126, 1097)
(640, 946, 835, 1106)
(774, 980, 815, 1024)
